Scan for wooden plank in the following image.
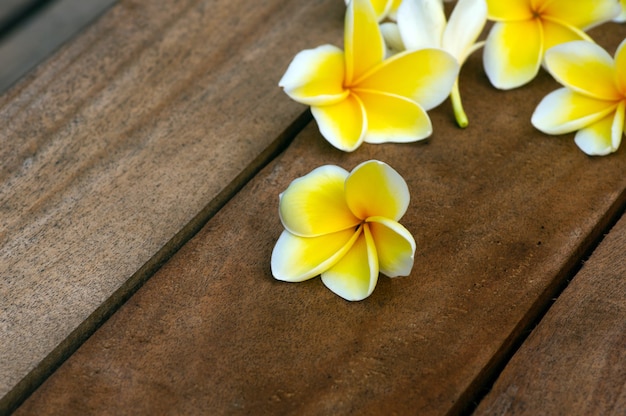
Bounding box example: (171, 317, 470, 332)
(474, 214, 626, 415)
(0, 0, 343, 411)
(14, 24, 626, 415)
(0, 0, 118, 93)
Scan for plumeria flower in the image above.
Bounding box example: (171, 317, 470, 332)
(531, 39, 626, 156)
(616, 0, 626, 22)
(279, 0, 458, 152)
(271, 160, 416, 301)
(483, 0, 621, 90)
(344, 0, 402, 21)
(382, 0, 487, 127)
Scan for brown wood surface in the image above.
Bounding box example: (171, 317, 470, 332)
(14, 23, 626, 415)
(0, 0, 343, 411)
(474, 214, 626, 416)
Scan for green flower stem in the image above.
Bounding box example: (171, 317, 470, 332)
(450, 79, 468, 128)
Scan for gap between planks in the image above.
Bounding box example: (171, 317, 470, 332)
(458, 190, 626, 415)
(6, 9, 625, 416)
(0, 110, 312, 415)
(0, 0, 346, 410)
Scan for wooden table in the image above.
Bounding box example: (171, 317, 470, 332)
(1, 1, 625, 414)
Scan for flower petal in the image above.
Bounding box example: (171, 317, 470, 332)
(615, 0, 626, 22)
(544, 40, 620, 101)
(279, 45, 349, 106)
(367, 217, 416, 277)
(271, 228, 360, 282)
(540, 18, 591, 53)
(531, 89, 618, 134)
(397, 0, 446, 51)
(355, 48, 458, 110)
(612, 100, 625, 150)
(380, 22, 405, 56)
(387, 0, 402, 20)
(345, 160, 410, 221)
(311, 93, 366, 152)
(442, 0, 488, 64)
(355, 90, 432, 143)
(615, 39, 626, 95)
(345, 0, 385, 84)
(541, 0, 620, 30)
(279, 165, 360, 237)
(371, 0, 393, 20)
(466, 40, 486, 58)
(321, 225, 378, 301)
(486, 0, 532, 21)
(483, 19, 542, 89)
(574, 103, 624, 156)
(345, 0, 393, 21)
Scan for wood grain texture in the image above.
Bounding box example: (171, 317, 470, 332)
(0, 0, 343, 410)
(474, 214, 626, 416)
(15, 24, 626, 415)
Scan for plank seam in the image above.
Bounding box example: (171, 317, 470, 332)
(452, 187, 626, 416)
(0, 110, 312, 415)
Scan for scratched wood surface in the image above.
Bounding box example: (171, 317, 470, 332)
(14, 22, 626, 415)
(474, 214, 626, 416)
(0, 0, 344, 412)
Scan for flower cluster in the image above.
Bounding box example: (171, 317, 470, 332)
(272, 0, 624, 301)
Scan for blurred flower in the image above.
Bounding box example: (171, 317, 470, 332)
(279, 0, 458, 151)
(484, 0, 620, 89)
(271, 160, 416, 301)
(384, 0, 487, 127)
(532, 39, 626, 155)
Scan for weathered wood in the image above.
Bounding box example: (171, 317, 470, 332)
(474, 214, 626, 415)
(0, 0, 343, 411)
(0, 0, 118, 93)
(14, 24, 626, 415)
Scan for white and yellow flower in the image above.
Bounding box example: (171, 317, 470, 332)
(279, 0, 458, 152)
(532, 39, 626, 156)
(271, 160, 416, 301)
(382, 0, 487, 127)
(483, 0, 620, 90)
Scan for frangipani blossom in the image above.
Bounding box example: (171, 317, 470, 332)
(344, 0, 402, 22)
(279, 0, 458, 152)
(484, 0, 620, 90)
(271, 160, 416, 301)
(532, 39, 626, 156)
(384, 0, 487, 127)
